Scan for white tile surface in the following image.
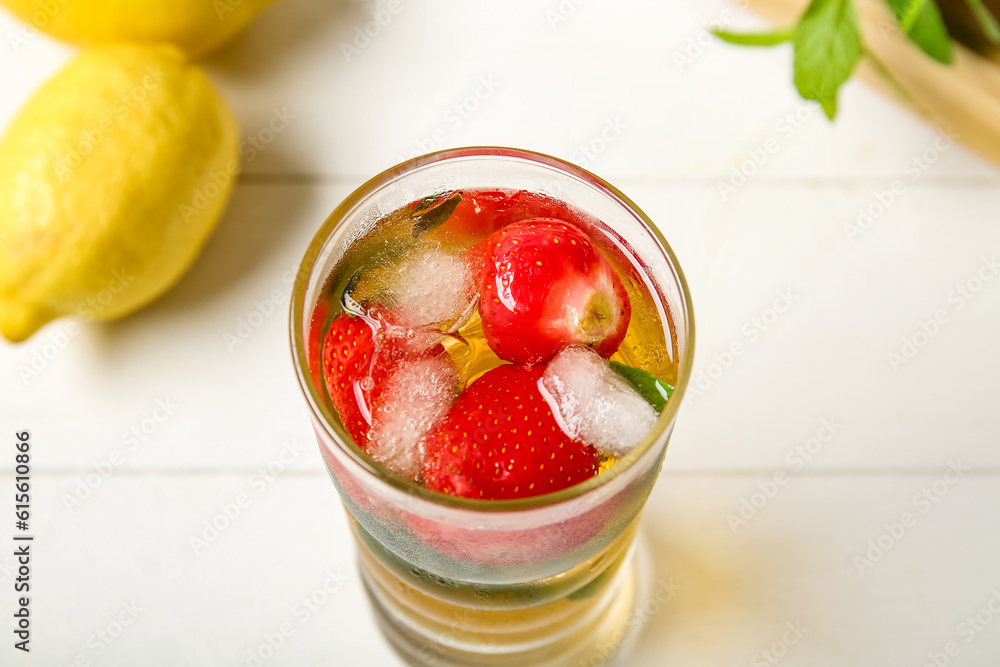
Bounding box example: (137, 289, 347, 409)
(1, 0, 999, 664)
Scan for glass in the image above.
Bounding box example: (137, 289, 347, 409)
(289, 147, 694, 666)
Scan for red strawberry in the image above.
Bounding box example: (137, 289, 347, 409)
(321, 312, 399, 447)
(477, 218, 630, 364)
(321, 309, 458, 468)
(307, 294, 331, 389)
(440, 189, 586, 239)
(422, 364, 600, 500)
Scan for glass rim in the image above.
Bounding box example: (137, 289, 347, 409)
(289, 146, 696, 512)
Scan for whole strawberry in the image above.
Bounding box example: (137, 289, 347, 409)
(422, 364, 600, 500)
(321, 310, 459, 479)
(477, 218, 630, 364)
(321, 312, 399, 446)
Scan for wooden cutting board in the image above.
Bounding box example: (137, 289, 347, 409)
(747, 0, 1000, 167)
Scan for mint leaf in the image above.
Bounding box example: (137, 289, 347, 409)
(889, 0, 928, 31)
(793, 0, 863, 120)
(885, 0, 952, 63)
(410, 191, 462, 239)
(713, 27, 796, 46)
(965, 0, 1000, 46)
(608, 361, 674, 413)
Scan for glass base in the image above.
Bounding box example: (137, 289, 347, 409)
(357, 532, 646, 667)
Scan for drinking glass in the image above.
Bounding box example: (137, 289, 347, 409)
(289, 147, 694, 666)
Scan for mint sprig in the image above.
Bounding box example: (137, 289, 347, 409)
(713, 27, 795, 46)
(608, 361, 674, 414)
(410, 190, 462, 239)
(794, 0, 863, 119)
(886, 0, 952, 63)
(711, 0, 979, 119)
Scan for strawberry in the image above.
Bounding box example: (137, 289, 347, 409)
(321, 312, 400, 447)
(307, 293, 332, 389)
(321, 309, 458, 479)
(440, 189, 585, 239)
(421, 364, 600, 500)
(477, 218, 631, 364)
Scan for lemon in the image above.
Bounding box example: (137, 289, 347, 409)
(0, 44, 240, 342)
(2, 0, 274, 58)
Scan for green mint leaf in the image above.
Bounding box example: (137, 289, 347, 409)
(888, 0, 926, 32)
(965, 0, 1000, 46)
(793, 0, 863, 120)
(411, 191, 462, 239)
(885, 0, 953, 64)
(608, 361, 674, 413)
(712, 26, 796, 46)
(821, 96, 838, 118)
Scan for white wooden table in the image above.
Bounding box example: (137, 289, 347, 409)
(2, 1, 999, 665)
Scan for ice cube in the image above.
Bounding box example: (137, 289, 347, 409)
(540, 346, 658, 456)
(368, 355, 460, 480)
(389, 248, 476, 330)
(379, 320, 448, 357)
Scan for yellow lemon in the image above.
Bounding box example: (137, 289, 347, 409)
(2, 0, 274, 58)
(0, 44, 239, 342)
